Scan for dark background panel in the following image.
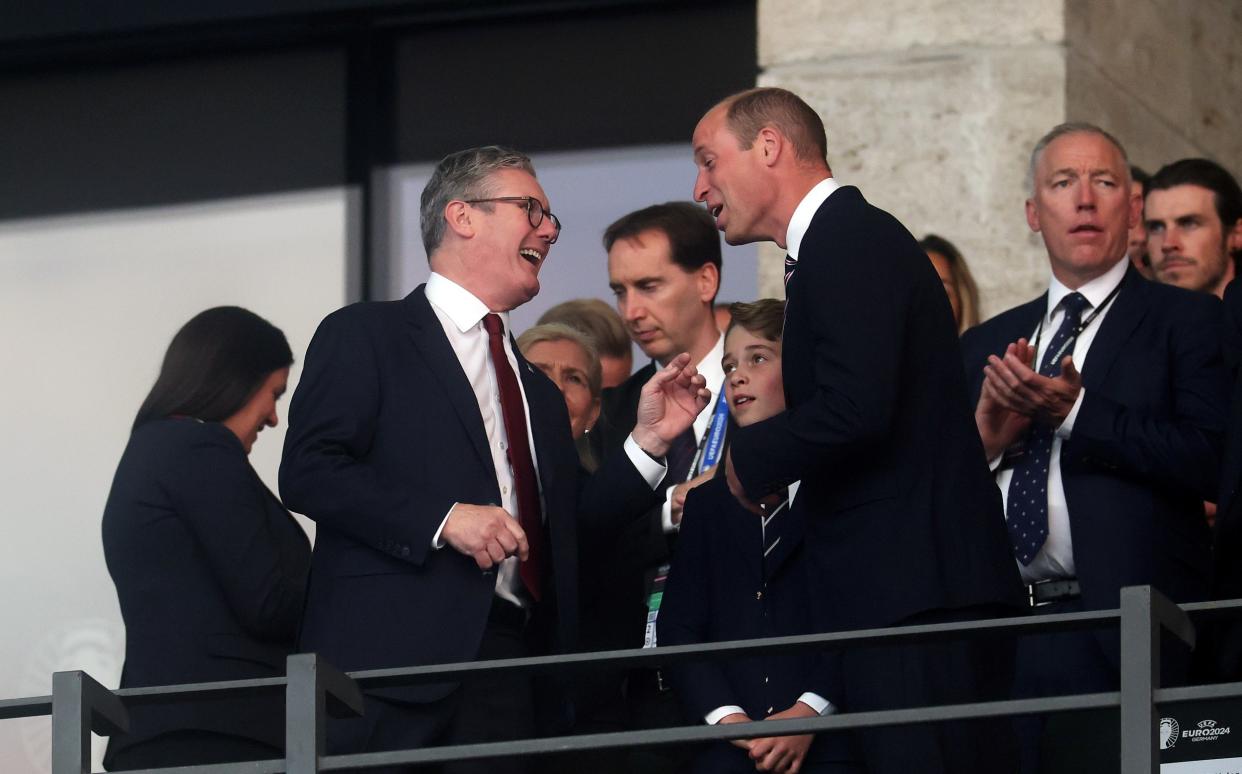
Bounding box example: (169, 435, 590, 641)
(0, 47, 347, 221)
(394, 2, 756, 160)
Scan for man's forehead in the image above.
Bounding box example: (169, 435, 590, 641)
(1040, 133, 1126, 175)
(1147, 184, 1216, 213)
(488, 168, 548, 202)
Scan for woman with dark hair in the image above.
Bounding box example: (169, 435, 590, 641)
(920, 234, 982, 334)
(102, 306, 311, 770)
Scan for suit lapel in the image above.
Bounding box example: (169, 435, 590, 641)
(513, 338, 561, 494)
(1079, 268, 1147, 389)
(403, 287, 493, 472)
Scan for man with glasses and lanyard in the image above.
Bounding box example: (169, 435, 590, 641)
(962, 123, 1230, 774)
(281, 146, 710, 773)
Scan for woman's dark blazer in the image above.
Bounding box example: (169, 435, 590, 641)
(101, 417, 311, 762)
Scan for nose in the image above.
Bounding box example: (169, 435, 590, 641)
(267, 408, 279, 428)
(693, 169, 709, 203)
(1161, 227, 1181, 253)
(729, 367, 747, 387)
(620, 295, 644, 324)
(1074, 181, 1096, 209)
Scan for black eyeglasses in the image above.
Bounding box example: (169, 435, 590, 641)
(462, 196, 562, 244)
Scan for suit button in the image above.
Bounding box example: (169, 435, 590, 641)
(756, 591, 763, 600)
(767, 706, 775, 715)
(764, 676, 769, 684)
(400, 545, 410, 557)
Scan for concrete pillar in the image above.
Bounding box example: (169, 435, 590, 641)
(756, 0, 1242, 318)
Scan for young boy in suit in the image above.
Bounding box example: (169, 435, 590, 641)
(659, 299, 860, 774)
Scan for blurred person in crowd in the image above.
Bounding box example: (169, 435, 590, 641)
(537, 298, 633, 388)
(280, 146, 708, 774)
(1146, 157, 1242, 299)
(661, 299, 861, 774)
(693, 86, 1022, 774)
(516, 322, 602, 467)
(594, 200, 729, 774)
(962, 124, 1228, 773)
(920, 233, 981, 333)
(102, 307, 310, 771)
(1128, 165, 1154, 278)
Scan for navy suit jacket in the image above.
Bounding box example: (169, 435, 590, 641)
(730, 186, 1025, 632)
(660, 478, 853, 765)
(102, 418, 310, 760)
(280, 287, 660, 702)
(960, 267, 1227, 611)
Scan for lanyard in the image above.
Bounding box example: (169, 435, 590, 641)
(687, 389, 730, 478)
(1032, 282, 1123, 367)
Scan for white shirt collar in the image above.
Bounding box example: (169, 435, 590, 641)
(1045, 255, 1129, 323)
(786, 177, 840, 259)
(425, 272, 507, 334)
(699, 332, 726, 394)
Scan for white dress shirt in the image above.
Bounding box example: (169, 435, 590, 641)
(993, 255, 1129, 583)
(424, 272, 665, 605)
(785, 177, 840, 258)
(661, 333, 726, 532)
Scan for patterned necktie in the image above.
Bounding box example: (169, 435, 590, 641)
(761, 489, 790, 578)
(482, 313, 546, 601)
(1005, 292, 1091, 565)
(784, 254, 797, 287)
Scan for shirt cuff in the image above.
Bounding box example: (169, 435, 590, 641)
(1055, 387, 1086, 440)
(797, 693, 836, 716)
(625, 434, 667, 490)
(662, 487, 679, 533)
(431, 503, 455, 549)
(705, 705, 747, 725)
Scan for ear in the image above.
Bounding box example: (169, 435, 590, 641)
(697, 261, 721, 304)
(757, 126, 783, 168)
(443, 200, 475, 240)
(1228, 218, 1242, 255)
(1127, 187, 1143, 231)
(1025, 197, 1041, 234)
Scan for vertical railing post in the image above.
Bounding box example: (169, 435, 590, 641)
(1119, 585, 1196, 774)
(50, 671, 127, 774)
(286, 653, 363, 774)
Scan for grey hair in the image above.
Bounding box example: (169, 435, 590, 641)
(420, 146, 535, 257)
(515, 323, 603, 399)
(1026, 122, 1130, 195)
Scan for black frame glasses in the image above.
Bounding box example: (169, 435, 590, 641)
(462, 196, 562, 244)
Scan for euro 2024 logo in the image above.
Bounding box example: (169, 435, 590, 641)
(1161, 717, 1180, 750)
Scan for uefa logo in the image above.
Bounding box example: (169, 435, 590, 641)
(1161, 717, 1180, 750)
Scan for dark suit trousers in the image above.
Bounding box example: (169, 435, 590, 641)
(106, 731, 280, 770)
(1011, 597, 1192, 774)
(330, 603, 536, 774)
(841, 605, 1018, 774)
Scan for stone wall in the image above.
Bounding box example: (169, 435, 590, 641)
(755, 0, 1242, 320)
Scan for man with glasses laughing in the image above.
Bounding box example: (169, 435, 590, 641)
(281, 146, 710, 773)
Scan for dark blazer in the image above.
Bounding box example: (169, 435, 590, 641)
(960, 267, 1227, 611)
(279, 287, 660, 703)
(730, 186, 1025, 632)
(585, 361, 666, 655)
(102, 418, 310, 761)
(660, 478, 854, 770)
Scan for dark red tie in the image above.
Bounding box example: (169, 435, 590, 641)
(482, 313, 546, 602)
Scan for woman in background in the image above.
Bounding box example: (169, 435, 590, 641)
(920, 234, 982, 334)
(102, 306, 310, 770)
(517, 322, 602, 469)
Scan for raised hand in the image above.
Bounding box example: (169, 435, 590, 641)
(632, 352, 711, 457)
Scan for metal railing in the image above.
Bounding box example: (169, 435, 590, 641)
(5, 585, 1242, 774)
